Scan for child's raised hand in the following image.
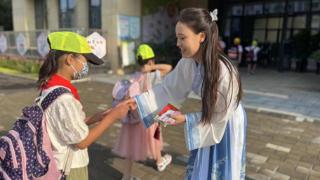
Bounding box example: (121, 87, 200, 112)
(142, 64, 152, 72)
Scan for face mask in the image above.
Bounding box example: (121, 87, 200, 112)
(71, 61, 89, 80)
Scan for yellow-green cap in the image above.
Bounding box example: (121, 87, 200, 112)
(234, 37, 241, 45)
(252, 40, 258, 46)
(136, 44, 155, 61)
(48, 31, 104, 65)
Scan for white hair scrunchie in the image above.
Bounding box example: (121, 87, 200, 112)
(210, 9, 218, 22)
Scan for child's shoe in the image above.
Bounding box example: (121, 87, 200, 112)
(157, 154, 172, 172)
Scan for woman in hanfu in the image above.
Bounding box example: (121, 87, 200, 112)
(132, 8, 247, 180)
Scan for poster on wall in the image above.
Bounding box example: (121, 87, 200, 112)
(16, 33, 27, 56)
(0, 34, 7, 53)
(129, 17, 140, 39)
(118, 15, 130, 40)
(87, 32, 106, 59)
(37, 32, 50, 58)
(118, 15, 140, 40)
(121, 41, 135, 66)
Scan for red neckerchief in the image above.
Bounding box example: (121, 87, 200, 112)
(42, 74, 80, 101)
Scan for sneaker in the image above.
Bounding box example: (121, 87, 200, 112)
(157, 154, 172, 172)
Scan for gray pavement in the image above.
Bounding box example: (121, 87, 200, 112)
(1, 70, 320, 180)
(91, 68, 320, 121)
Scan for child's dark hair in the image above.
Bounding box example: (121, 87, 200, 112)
(136, 55, 154, 66)
(178, 8, 243, 124)
(37, 49, 79, 89)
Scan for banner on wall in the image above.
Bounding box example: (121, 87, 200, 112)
(118, 15, 140, 40)
(87, 32, 106, 59)
(37, 32, 50, 58)
(16, 33, 27, 56)
(0, 34, 7, 53)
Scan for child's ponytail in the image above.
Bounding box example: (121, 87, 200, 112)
(37, 50, 64, 89)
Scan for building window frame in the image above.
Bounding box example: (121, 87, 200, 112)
(89, 0, 102, 29)
(59, 0, 76, 28)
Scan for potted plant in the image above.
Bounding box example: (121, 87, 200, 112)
(309, 49, 320, 74)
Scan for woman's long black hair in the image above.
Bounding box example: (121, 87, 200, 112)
(178, 8, 242, 124)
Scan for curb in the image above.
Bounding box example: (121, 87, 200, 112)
(244, 105, 320, 123)
(0, 72, 92, 84)
(0, 72, 37, 81)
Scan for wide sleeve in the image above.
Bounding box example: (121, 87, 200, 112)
(135, 59, 195, 128)
(46, 94, 89, 145)
(184, 62, 241, 151)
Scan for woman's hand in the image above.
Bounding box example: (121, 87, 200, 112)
(170, 113, 186, 125)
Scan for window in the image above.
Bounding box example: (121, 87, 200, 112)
(254, 18, 267, 29)
(89, 0, 101, 29)
(224, 18, 231, 36)
(312, 15, 320, 29)
(267, 30, 279, 43)
(265, 2, 285, 14)
(253, 30, 265, 42)
(34, 0, 47, 29)
(231, 18, 241, 35)
(232, 5, 243, 16)
(312, 0, 320, 11)
(288, 1, 308, 13)
(59, 0, 75, 28)
(245, 3, 263, 16)
(268, 18, 283, 29)
(293, 15, 306, 29)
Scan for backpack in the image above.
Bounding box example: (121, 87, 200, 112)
(227, 46, 239, 61)
(0, 87, 72, 180)
(246, 49, 254, 61)
(112, 73, 147, 124)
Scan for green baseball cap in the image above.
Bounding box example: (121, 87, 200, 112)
(48, 31, 104, 65)
(136, 44, 155, 61)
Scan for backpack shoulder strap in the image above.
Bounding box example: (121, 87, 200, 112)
(41, 87, 71, 111)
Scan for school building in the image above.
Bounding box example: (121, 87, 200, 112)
(212, 0, 320, 71)
(6, 0, 320, 71)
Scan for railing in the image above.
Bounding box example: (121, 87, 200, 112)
(0, 28, 111, 73)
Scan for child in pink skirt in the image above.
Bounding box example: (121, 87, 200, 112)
(112, 44, 173, 180)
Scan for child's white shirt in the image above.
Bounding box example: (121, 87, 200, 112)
(41, 86, 89, 169)
(245, 46, 261, 61)
(145, 70, 162, 88)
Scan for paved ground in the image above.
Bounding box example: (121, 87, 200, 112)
(91, 68, 320, 121)
(1, 70, 320, 180)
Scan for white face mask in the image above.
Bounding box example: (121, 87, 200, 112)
(71, 61, 89, 80)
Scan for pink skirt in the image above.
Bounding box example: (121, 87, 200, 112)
(113, 122, 163, 161)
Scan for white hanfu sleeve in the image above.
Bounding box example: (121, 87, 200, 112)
(135, 59, 195, 128)
(184, 63, 240, 151)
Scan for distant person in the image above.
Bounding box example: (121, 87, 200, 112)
(218, 36, 226, 52)
(112, 44, 172, 180)
(228, 37, 243, 67)
(245, 40, 261, 74)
